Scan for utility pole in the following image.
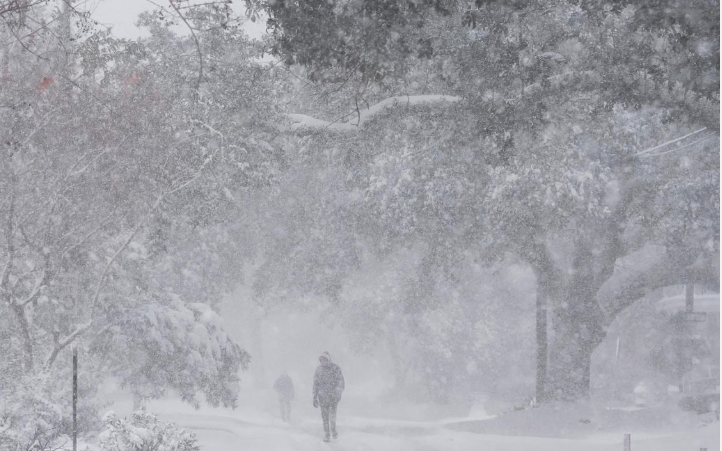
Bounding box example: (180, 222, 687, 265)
(535, 287, 547, 404)
(72, 346, 78, 451)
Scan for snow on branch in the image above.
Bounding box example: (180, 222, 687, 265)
(42, 167, 209, 370)
(597, 245, 719, 320)
(16, 268, 47, 307)
(287, 95, 461, 132)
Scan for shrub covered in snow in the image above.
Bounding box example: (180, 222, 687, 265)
(0, 370, 99, 451)
(98, 411, 200, 451)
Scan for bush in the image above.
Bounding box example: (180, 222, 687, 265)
(0, 370, 99, 451)
(98, 410, 200, 451)
(679, 394, 721, 415)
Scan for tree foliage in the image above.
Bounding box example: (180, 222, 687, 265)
(248, 0, 719, 402)
(0, 2, 283, 442)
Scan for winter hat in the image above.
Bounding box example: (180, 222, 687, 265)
(319, 351, 332, 363)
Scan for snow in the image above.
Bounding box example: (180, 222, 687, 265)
(288, 95, 461, 131)
(657, 293, 720, 313)
(2, 2, 719, 450)
(539, 52, 565, 62)
(147, 404, 720, 451)
(93, 388, 719, 451)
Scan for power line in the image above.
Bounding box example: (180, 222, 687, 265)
(632, 128, 707, 158)
(639, 134, 717, 158)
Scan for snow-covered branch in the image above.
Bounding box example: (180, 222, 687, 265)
(44, 319, 93, 369)
(89, 167, 206, 317)
(44, 166, 207, 370)
(494, 70, 600, 102)
(287, 95, 461, 132)
(1, 187, 14, 304)
(194, 120, 224, 139)
(15, 267, 46, 307)
(597, 245, 720, 320)
(0, 258, 10, 298)
(58, 213, 117, 262)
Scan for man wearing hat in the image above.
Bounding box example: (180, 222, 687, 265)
(313, 351, 345, 442)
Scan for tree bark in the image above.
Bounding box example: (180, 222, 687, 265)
(132, 391, 146, 411)
(386, 325, 408, 392)
(11, 303, 34, 373)
(546, 308, 604, 401)
(249, 306, 266, 388)
(546, 243, 606, 401)
(526, 240, 560, 405)
(544, 244, 718, 402)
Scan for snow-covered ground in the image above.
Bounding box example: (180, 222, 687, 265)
(101, 388, 719, 451)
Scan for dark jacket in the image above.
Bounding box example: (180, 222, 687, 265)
(274, 374, 294, 399)
(313, 362, 345, 404)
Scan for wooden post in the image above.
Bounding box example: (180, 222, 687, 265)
(623, 433, 631, 451)
(73, 346, 78, 451)
(615, 337, 621, 365)
(611, 337, 621, 406)
(682, 284, 695, 394)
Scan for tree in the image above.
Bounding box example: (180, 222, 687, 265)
(338, 246, 536, 405)
(290, 93, 718, 403)
(269, 95, 719, 404)
(249, 0, 719, 402)
(0, 3, 282, 442)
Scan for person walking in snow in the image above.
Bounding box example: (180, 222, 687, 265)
(274, 372, 295, 422)
(313, 351, 345, 442)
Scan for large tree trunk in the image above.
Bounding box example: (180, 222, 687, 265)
(546, 308, 604, 401)
(546, 244, 606, 402)
(386, 327, 407, 392)
(528, 243, 559, 405)
(132, 391, 147, 411)
(544, 247, 718, 402)
(248, 312, 266, 388)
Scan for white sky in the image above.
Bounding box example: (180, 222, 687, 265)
(88, 0, 266, 40)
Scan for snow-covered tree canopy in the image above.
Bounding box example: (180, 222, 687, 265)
(0, 0, 718, 448)
(246, 0, 719, 402)
(0, 2, 285, 445)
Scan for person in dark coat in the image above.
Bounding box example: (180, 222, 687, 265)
(313, 351, 345, 442)
(273, 372, 295, 422)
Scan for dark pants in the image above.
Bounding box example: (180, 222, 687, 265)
(319, 400, 339, 438)
(279, 396, 291, 422)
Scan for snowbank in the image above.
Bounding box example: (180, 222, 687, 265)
(445, 402, 710, 438)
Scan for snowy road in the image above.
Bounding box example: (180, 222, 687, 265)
(154, 407, 719, 451)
